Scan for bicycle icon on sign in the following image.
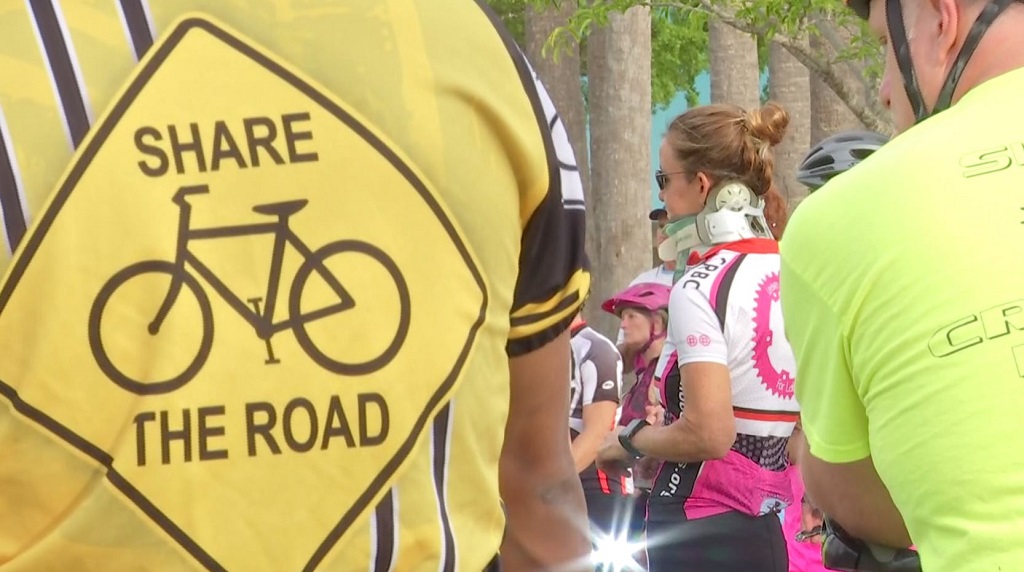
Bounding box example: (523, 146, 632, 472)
(87, 184, 411, 396)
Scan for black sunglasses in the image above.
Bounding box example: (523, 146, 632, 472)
(655, 168, 686, 190)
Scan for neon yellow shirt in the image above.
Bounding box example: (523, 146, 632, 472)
(0, 2, 589, 570)
(781, 68, 1024, 572)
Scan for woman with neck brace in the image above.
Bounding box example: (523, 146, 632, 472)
(596, 102, 800, 572)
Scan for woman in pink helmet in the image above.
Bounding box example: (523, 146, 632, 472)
(602, 282, 671, 431)
(601, 281, 671, 564)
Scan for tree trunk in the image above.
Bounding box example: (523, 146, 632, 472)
(768, 40, 811, 214)
(708, 18, 760, 108)
(810, 19, 865, 142)
(586, 6, 652, 338)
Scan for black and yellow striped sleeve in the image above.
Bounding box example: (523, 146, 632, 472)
(500, 49, 590, 357)
(508, 186, 590, 356)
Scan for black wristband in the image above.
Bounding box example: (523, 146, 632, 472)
(618, 419, 649, 459)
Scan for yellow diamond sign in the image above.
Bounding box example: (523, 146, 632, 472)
(0, 15, 485, 571)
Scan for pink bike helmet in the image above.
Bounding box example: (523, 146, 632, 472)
(601, 282, 671, 316)
(604, 282, 672, 409)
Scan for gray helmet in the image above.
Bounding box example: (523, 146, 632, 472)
(797, 131, 889, 191)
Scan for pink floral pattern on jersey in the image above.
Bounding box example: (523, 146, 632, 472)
(752, 273, 794, 399)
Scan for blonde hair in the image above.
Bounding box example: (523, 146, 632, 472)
(665, 101, 791, 236)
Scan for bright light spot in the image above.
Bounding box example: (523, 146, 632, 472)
(590, 530, 644, 571)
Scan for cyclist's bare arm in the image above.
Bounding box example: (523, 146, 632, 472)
(796, 444, 912, 548)
(631, 362, 736, 462)
(500, 329, 591, 571)
(571, 339, 621, 471)
(571, 401, 618, 473)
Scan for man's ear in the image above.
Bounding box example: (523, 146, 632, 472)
(932, 0, 962, 64)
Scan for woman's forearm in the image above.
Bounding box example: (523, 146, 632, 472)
(631, 416, 731, 463)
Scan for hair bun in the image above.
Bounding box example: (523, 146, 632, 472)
(745, 101, 790, 147)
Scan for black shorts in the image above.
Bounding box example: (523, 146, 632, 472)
(587, 491, 645, 572)
(645, 510, 788, 572)
(625, 489, 649, 541)
(584, 490, 633, 539)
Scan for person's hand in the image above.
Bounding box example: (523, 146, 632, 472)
(596, 429, 632, 477)
(645, 404, 665, 426)
(786, 422, 808, 466)
(799, 497, 825, 545)
(647, 379, 662, 407)
(635, 455, 661, 482)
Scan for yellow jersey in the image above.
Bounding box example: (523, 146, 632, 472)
(0, 1, 590, 571)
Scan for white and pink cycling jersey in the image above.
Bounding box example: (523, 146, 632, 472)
(650, 239, 801, 523)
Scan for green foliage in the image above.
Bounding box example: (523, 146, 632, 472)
(487, 0, 527, 44)
(650, 6, 708, 109)
(537, 0, 885, 125)
(756, 33, 769, 74)
(552, 0, 879, 55)
(825, 18, 886, 91)
(493, 0, 885, 124)
(489, 0, 710, 110)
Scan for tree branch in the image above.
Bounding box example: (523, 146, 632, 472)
(549, 0, 894, 133)
(639, 0, 891, 133)
(811, 15, 877, 106)
(694, 0, 890, 133)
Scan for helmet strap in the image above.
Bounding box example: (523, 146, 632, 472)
(641, 321, 667, 356)
(888, 0, 1016, 124)
(934, 0, 1016, 112)
(887, 0, 928, 121)
(632, 315, 667, 372)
